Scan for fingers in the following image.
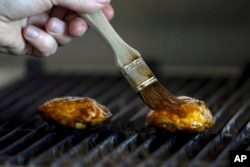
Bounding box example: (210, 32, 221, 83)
(0, 0, 111, 21)
(23, 11, 88, 57)
(45, 17, 71, 45)
(68, 17, 88, 37)
(102, 4, 115, 21)
(53, 10, 88, 37)
(44, 2, 114, 44)
(45, 14, 88, 42)
(52, 0, 111, 13)
(21, 0, 113, 57)
(23, 26, 57, 57)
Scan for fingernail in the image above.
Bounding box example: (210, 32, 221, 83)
(77, 24, 87, 37)
(26, 26, 39, 39)
(49, 19, 64, 35)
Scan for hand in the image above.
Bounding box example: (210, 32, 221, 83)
(0, 0, 114, 57)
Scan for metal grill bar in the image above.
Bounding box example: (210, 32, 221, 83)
(74, 132, 126, 167)
(0, 125, 48, 157)
(211, 121, 250, 167)
(0, 72, 249, 166)
(96, 133, 143, 166)
(158, 79, 250, 167)
(51, 131, 106, 167)
(188, 101, 250, 167)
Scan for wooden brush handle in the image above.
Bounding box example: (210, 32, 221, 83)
(81, 11, 140, 67)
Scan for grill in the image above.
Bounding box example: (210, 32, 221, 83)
(0, 61, 250, 167)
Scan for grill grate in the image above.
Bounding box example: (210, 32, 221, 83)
(0, 69, 250, 166)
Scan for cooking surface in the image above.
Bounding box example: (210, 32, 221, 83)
(0, 67, 250, 166)
(0, 1, 250, 166)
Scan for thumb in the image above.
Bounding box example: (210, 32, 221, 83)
(52, 0, 111, 13)
(0, 0, 111, 21)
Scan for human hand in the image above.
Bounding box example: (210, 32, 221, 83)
(0, 0, 114, 57)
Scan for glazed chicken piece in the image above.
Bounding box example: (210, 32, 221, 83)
(38, 97, 112, 129)
(147, 96, 214, 132)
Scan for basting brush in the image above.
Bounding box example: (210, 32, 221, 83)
(79, 11, 214, 132)
(81, 11, 181, 110)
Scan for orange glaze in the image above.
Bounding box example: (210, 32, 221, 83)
(147, 96, 214, 132)
(38, 97, 112, 129)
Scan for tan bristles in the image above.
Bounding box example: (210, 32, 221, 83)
(138, 82, 182, 110)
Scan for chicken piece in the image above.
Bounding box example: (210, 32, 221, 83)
(147, 96, 214, 132)
(38, 97, 112, 129)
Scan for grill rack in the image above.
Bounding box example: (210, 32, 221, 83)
(0, 63, 250, 167)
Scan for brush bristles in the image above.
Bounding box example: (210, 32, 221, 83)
(138, 82, 181, 110)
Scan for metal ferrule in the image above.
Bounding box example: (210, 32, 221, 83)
(121, 57, 158, 92)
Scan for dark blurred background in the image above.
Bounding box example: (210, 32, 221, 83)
(1, 0, 250, 85)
